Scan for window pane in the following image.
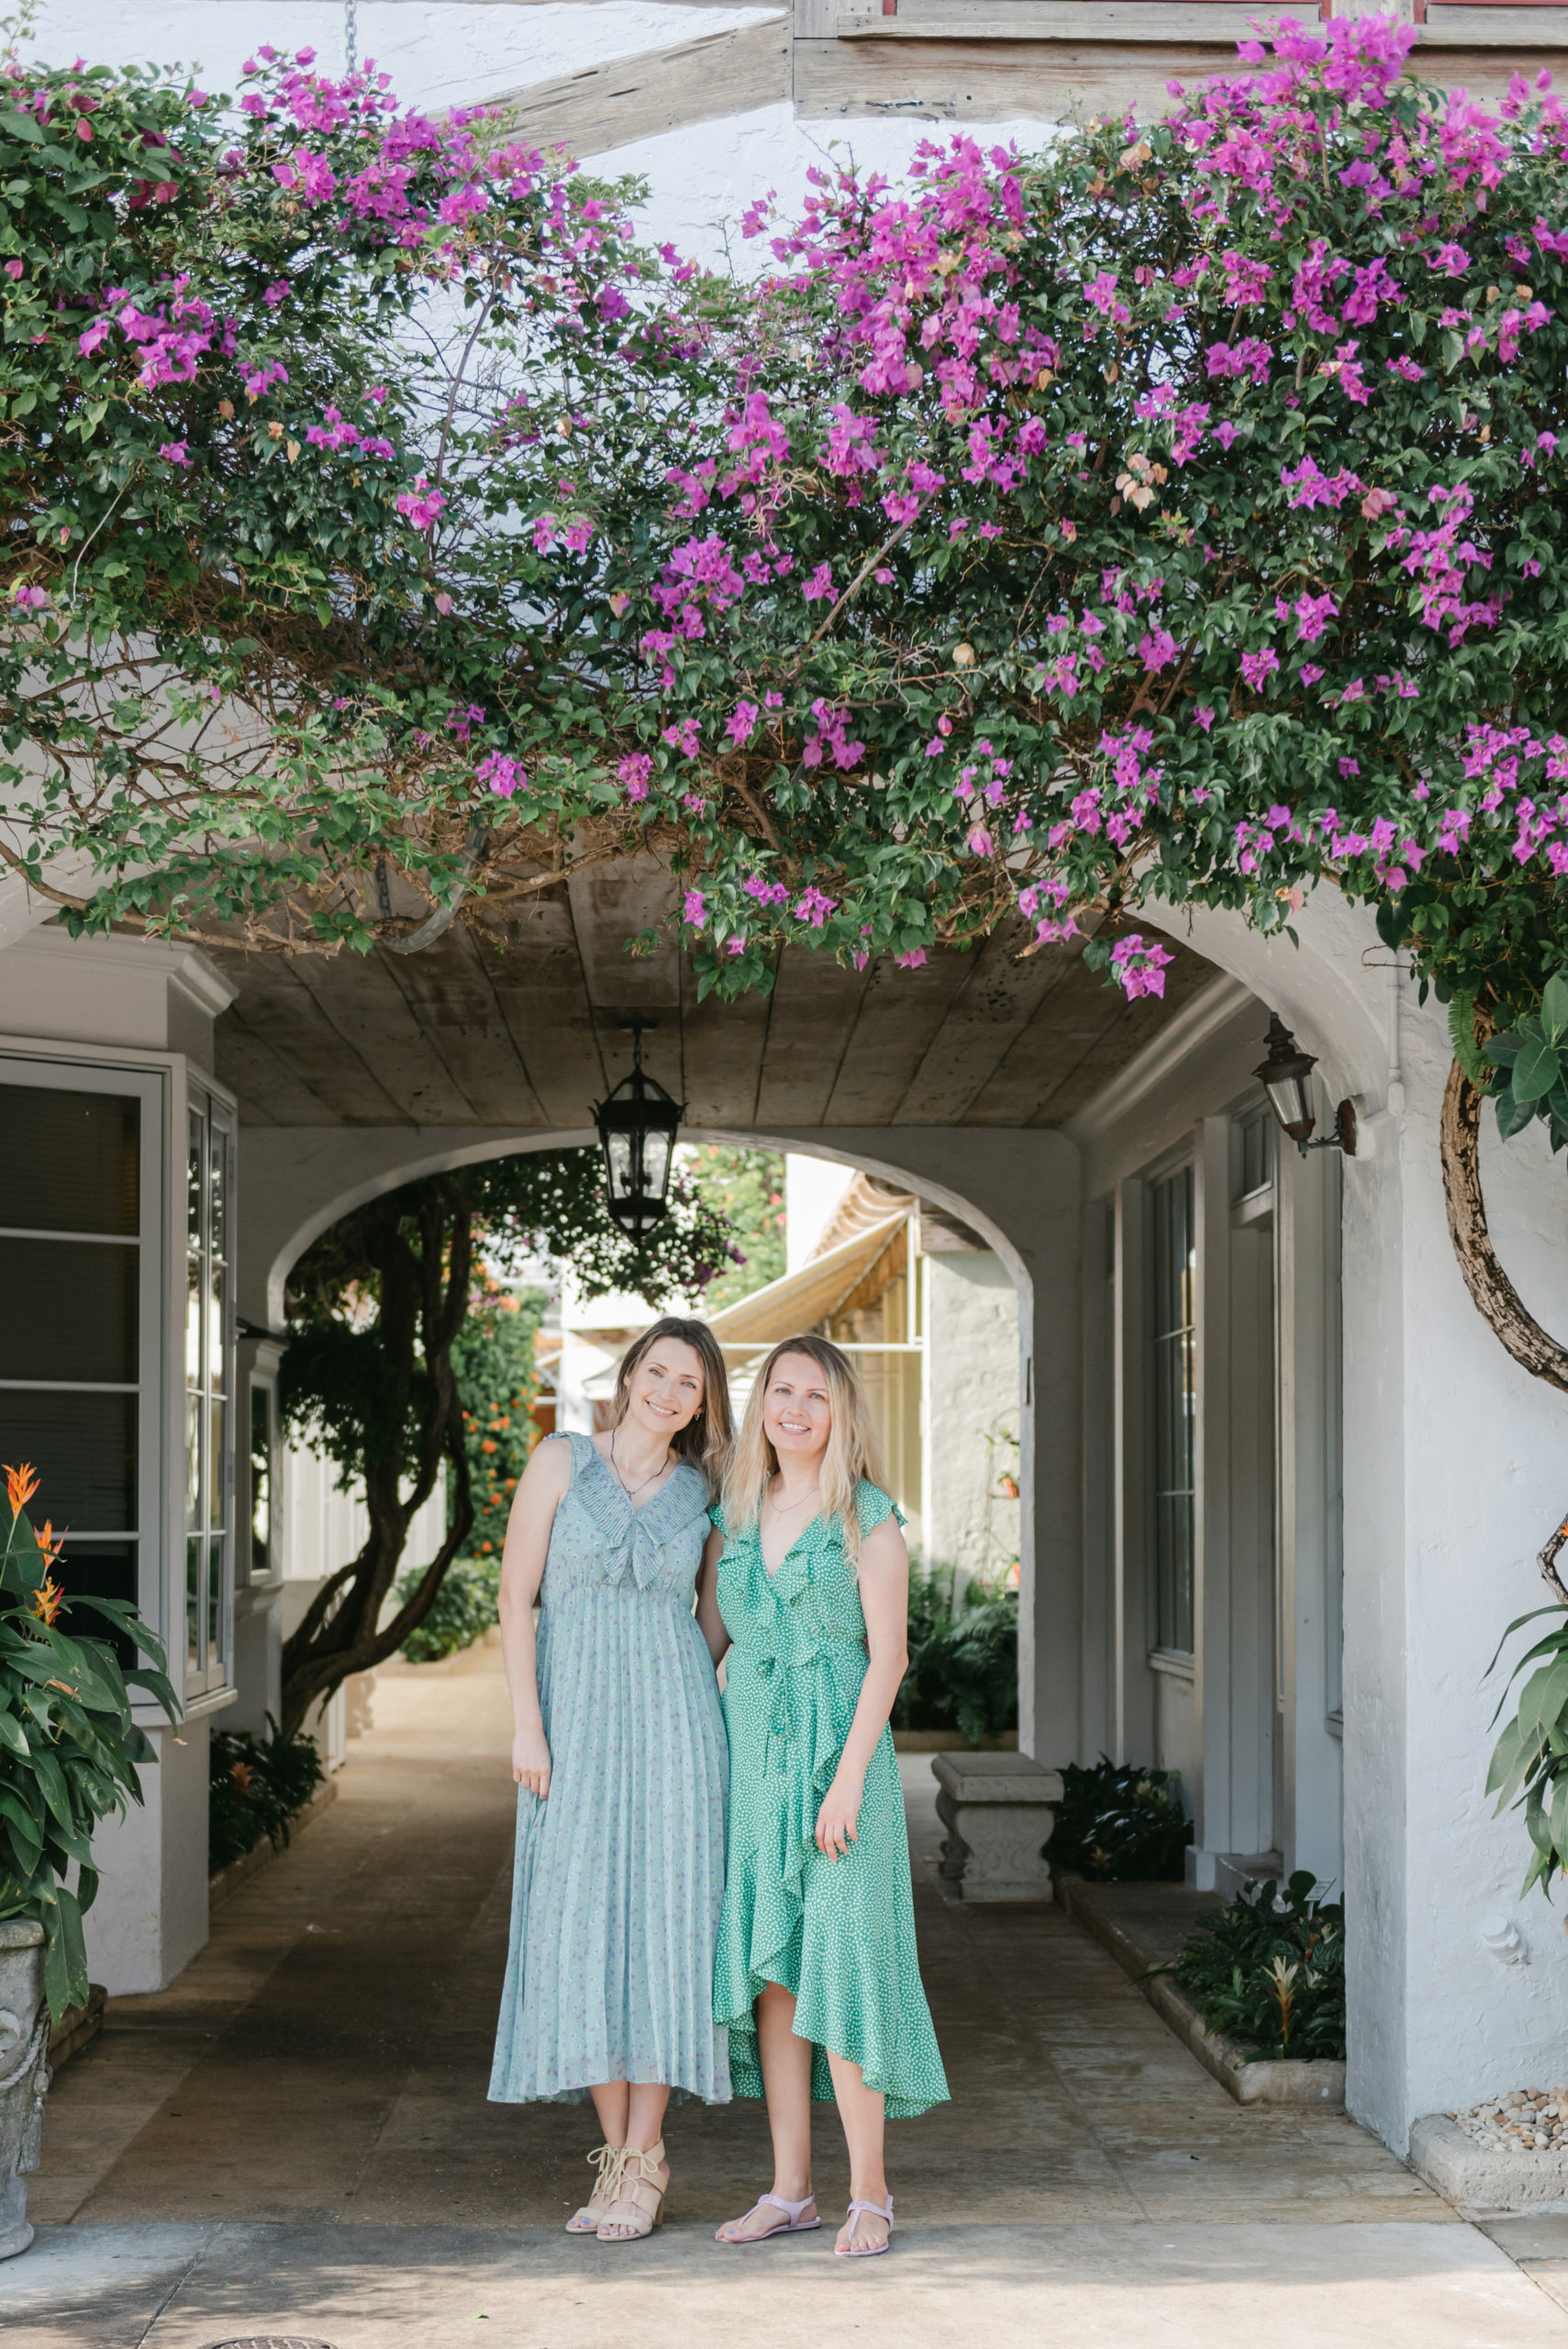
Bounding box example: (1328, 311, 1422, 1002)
(187, 1118, 202, 1251)
(1240, 1110, 1272, 1200)
(250, 1385, 272, 1580)
(185, 1392, 203, 1532)
(0, 1086, 139, 1236)
(187, 1534, 203, 1672)
(209, 1397, 226, 1528)
(0, 1390, 137, 1531)
(1151, 1165, 1196, 1655)
(186, 1248, 203, 1388)
(209, 1129, 227, 1260)
(207, 1531, 225, 1666)
(208, 1262, 226, 1395)
(0, 1237, 139, 1382)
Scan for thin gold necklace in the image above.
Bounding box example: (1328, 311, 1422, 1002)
(609, 1433, 672, 1500)
(769, 1479, 820, 1517)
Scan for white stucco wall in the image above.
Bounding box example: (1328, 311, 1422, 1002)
(920, 1252, 1019, 1590)
(1139, 888, 1568, 2150)
(30, 0, 1054, 275)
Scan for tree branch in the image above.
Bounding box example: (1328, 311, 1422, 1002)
(1440, 1054, 1568, 1604)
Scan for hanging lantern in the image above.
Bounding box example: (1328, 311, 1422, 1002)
(1254, 1014, 1357, 1158)
(593, 1021, 684, 1239)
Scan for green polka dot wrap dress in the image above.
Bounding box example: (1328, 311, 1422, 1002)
(712, 1480, 950, 2120)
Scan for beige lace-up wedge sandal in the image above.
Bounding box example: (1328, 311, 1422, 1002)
(596, 2139, 670, 2241)
(565, 2143, 628, 2234)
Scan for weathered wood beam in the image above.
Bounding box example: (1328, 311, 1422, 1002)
(832, 1, 1318, 39)
(795, 35, 1262, 117)
(478, 17, 790, 156)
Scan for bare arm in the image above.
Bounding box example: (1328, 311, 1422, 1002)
(816, 1513, 909, 1862)
(695, 1523, 729, 1667)
(497, 1435, 572, 1796)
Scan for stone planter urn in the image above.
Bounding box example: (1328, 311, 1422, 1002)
(0, 1920, 50, 2259)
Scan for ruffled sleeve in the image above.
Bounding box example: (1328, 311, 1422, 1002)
(853, 1481, 906, 1535)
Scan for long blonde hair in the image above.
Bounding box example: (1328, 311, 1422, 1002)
(722, 1333, 889, 1561)
(612, 1317, 733, 1493)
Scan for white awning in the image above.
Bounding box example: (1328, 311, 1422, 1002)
(706, 1213, 907, 1350)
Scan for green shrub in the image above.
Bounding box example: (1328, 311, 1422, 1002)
(895, 1563, 1018, 1746)
(1162, 1871, 1345, 2061)
(1050, 1757, 1193, 1883)
(209, 1716, 325, 1872)
(395, 1553, 502, 1663)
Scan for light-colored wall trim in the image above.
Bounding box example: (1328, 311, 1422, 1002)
(1066, 976, 1252, 1152)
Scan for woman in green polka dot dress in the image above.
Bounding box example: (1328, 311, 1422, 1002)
(698, 1333, 949, 2259)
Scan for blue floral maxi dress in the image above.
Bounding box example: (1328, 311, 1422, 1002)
(712, 1481, 949, 2120)
(488, 1432, 731, 2106)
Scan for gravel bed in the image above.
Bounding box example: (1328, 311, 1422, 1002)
(1448, 2087, 1568, 2150)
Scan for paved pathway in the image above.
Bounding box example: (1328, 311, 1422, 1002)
(6, 1656, 1564, 2347)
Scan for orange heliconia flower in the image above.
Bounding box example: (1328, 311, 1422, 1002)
(5, 1462, 39, 1518)
(34, 1520, 65, 1568)
(30, 1576, 63, 1627)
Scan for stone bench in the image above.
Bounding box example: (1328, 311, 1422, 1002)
(932, 1751, 1062, 1901)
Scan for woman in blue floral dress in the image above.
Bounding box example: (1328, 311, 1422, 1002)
(489, 1318, 733, 2242)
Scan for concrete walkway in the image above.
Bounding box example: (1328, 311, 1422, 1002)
(6, 1658, 1563, 2347)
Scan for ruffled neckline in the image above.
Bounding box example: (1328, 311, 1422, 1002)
(564, 1432, 711, 1587)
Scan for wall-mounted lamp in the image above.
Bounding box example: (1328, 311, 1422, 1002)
(1254, 1014, 1357, 1159)
(593, 1019, 685, 1239)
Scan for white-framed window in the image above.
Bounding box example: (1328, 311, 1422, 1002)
(1150, 1161, 1196, 1657)
(184, 1085, 236, 1697)
(0, 1058, 166, 1655)
(247, 1370, 279, 1586)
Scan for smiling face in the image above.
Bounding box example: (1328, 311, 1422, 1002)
(624, 1336, 706, 1440)
(762, 1351, 834, 1470)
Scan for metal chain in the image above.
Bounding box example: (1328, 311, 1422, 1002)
(344, 0, 359, 77)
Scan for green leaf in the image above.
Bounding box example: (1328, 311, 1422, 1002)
(1495, 1086, 1540, 1143)
(41, 1883, 89, 2023)
(1511, 1032, 1561, 1106)
(0, 1785, 44, 1864)
(0, 109, 47, 143)
(1542, 972, 1568, 1044)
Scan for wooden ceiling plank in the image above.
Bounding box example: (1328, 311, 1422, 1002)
(958, 957, 1130, 1127)
(482, 17, 791, 158)
(286, 948, 482, 1125)
(679, 948, 773, 1128)
(820, 947, 980, 1126)
(206, 953, 409, 1124)
(1028, 949, 1221, 1126)
(568, 859, 682, 1005)
(891, 922, 1070, 1125)
(754, 946, 871, 1127)
(215, 1016, 340, 1128)
(568, 860, 688, 1111)
(474, 897, 607, 1130)
(373, 930, 550, 1128)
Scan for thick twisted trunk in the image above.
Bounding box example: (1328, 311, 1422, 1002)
(1440, 1057, 1568, 1600)
(279, 1181, 477, 1739)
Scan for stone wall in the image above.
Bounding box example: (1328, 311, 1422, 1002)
(921, 1252, 1020, 1593)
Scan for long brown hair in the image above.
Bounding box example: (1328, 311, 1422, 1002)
(611, 1317, 733, 1492)
(721, 1332, 889, 1562)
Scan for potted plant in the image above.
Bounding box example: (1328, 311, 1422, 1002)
(0, 1464, 177, 2257)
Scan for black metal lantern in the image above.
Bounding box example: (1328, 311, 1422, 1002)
(1254, 1013, 1356, 1158)
(593, 1020, 685, 1239)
